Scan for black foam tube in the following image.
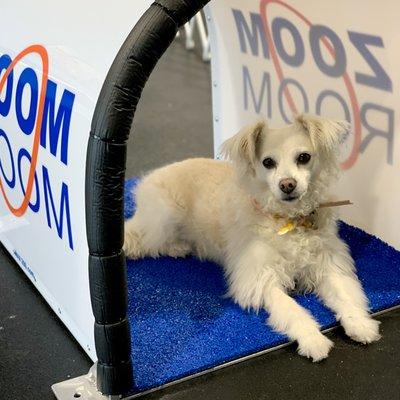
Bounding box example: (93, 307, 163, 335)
(85, 0, 211, 395)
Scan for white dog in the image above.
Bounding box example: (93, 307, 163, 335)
(124, 114, 380, 361)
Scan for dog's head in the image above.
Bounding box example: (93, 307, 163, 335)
(220, 114, 349, 215)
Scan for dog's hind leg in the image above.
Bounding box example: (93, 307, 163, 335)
(160, 240, 192, 258)
(124, 182, 188, 259)
(123, 216, 148, 259)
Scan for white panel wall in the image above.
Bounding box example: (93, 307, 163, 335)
(0, 0, 152, 360)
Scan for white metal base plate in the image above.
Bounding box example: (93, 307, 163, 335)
(52, 364, 120, 400)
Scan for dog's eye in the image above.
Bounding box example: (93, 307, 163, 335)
(262, 157, 276, 169)
(297, 153, 311, 165)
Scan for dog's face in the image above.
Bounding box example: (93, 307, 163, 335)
(254, 124, 315, 202)
(221, 114, 349, 213)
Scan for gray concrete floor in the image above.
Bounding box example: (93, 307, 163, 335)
(126, 39, 213, 178)
(0, 39, 399, 400)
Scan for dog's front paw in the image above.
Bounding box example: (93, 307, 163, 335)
(341, 315, 381, 344)
(297, 333, 334, 362)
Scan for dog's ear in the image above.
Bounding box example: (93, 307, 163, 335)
(220, 121, 265, 174)
(295, 114, 350, 154)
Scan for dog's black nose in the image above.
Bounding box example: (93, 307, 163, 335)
(279, 178, 297, 194)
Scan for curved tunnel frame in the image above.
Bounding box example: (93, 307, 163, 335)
(85, 0, 211, 395)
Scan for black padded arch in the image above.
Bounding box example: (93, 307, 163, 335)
(85, 0, 210, 395)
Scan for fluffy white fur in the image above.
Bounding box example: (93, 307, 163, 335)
(124, 114, 380, 361)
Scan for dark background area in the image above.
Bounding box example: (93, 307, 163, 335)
(0, 39, 399, 400)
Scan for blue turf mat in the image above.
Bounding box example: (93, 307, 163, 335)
(124, 178, 400, 393)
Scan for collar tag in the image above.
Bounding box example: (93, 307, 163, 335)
(278, 221, 296, 235)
